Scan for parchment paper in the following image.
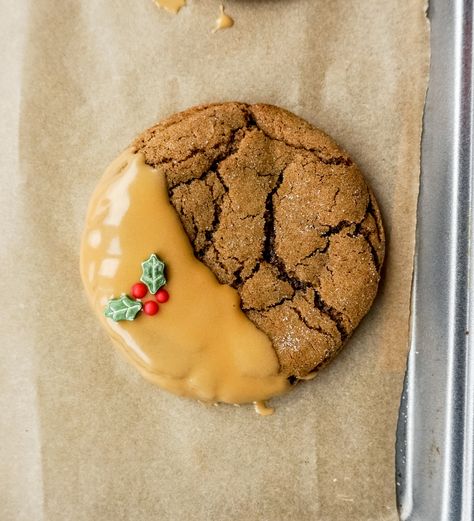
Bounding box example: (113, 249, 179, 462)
(1, 1, 429, 520)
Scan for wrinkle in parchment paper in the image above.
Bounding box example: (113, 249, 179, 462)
(1, 1, 429, 520)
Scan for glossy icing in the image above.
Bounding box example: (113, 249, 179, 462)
(80, 150, 289, 404)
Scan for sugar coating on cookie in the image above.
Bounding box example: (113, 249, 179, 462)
(133, 102, 385, 378)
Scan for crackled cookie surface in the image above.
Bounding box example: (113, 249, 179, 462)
(133, 102, 385, 378)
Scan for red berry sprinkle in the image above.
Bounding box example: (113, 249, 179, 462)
(131, 282, 147, 299)
(143, 301, 159, 316)
(155, 288, 169, 304)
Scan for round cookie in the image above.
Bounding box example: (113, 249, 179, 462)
(132, 102, 385, 379)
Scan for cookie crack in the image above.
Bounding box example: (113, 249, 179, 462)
(244, 108, 352, 166)
(238, 261, 261, 286)
(257, 161, 349, 338)
(289, 197, 376, 271)
(348, 200, 381, 272)
(188, 210, 199, 242)
(242, 293, 294, 313)
(195, 126, 261, 267)
(168, 166, 218, 196)
(320, 196, 372, 236)
(233, 265, 244, 286)
(318, 199, 381, 273)
(313, 289, 348, 341)
(295, 243, 330, 265)
(140, 105, 254, 167)
(156, 137, 228, 168)
(261, 196, 340, 290)
(236, 212, 262, 220)
(321, 220, 356, 238)
(167, 126, 246, 192)
(350, 225, 380, 272)
(289, 304, 338, 342)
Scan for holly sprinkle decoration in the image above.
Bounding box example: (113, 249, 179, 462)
(104, 295, 142, 322)
(140, 253, 166, 294)
(104, 253, 169, 322)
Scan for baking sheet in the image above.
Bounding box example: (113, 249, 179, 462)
(0, 1, 429, 520)
(396, 1, 474, 519)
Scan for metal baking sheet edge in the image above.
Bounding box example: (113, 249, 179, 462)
(396, 0, 474, 520)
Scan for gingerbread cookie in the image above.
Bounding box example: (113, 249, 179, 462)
(80, 102, 384, 409)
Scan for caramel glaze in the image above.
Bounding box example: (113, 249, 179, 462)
(80, 150, 290, 405)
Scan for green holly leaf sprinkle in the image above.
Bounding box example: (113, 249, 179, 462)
(104, 295, 142, 322)
(140, 253, 166, 294)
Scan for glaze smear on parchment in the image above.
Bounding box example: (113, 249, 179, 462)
(212, 5, 234, 32)
(153, 0, 186, 14)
